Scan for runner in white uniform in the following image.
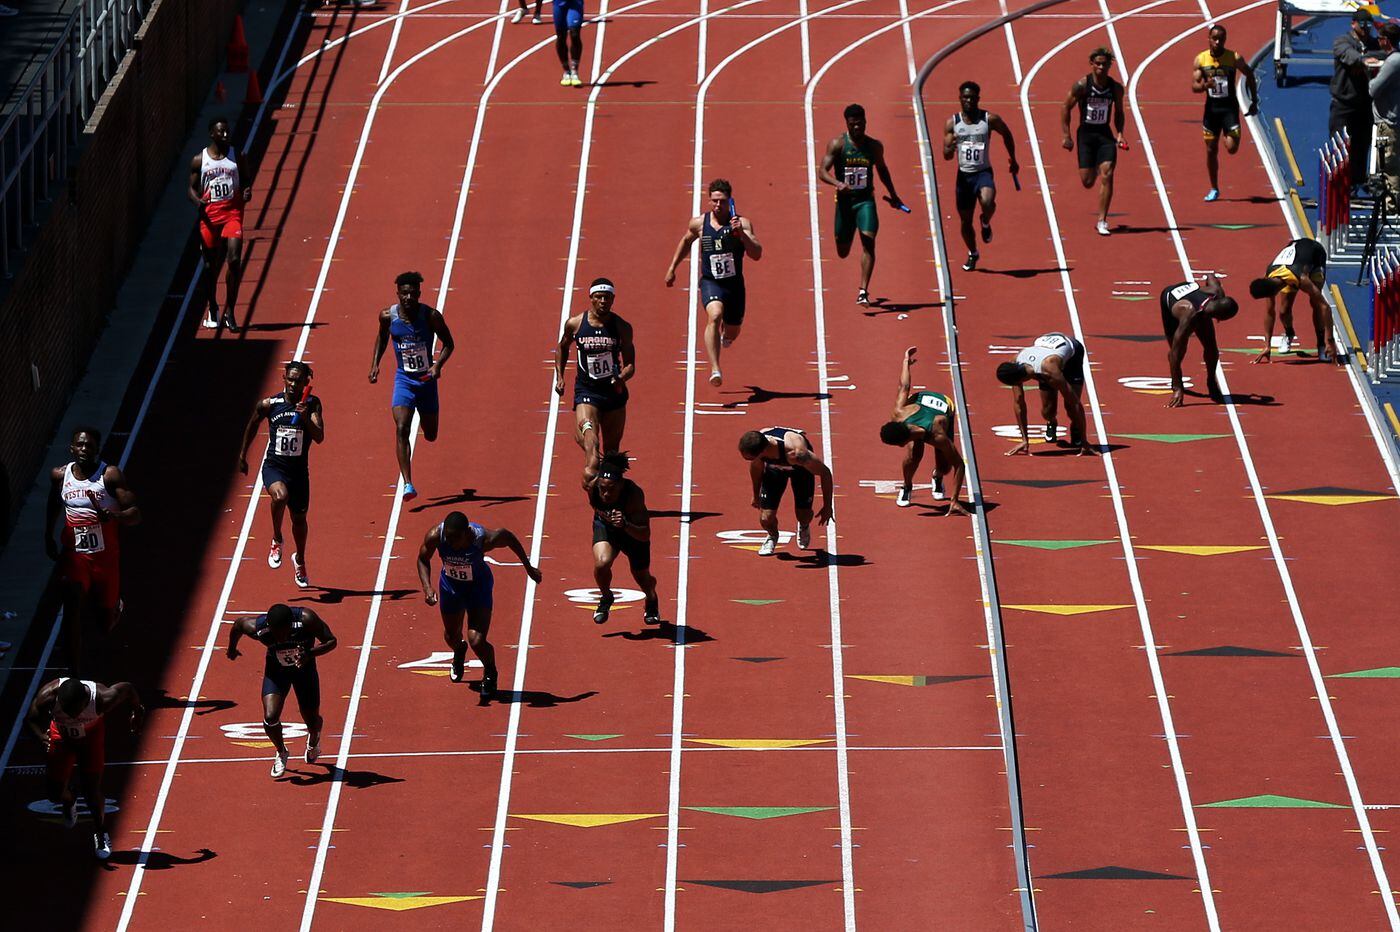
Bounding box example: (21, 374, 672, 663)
(187, 116, 250, 331)
(943, 81, 1018, 271)
(995, 333, 1092, 455)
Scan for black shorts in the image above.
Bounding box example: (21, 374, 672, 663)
(1202, 101, 1241, 139)
(700, 278, 746, 326)
(262, 657, 320, 712)
(758, 466, 815, 511)
(955, 169, 995, 210)
(1077, 129, 1117, 171)
(262, 462, 310, 514)
(591, 516, 651, 570)
(1061, 339, 1087, 385)
(573, 383, 628, 413)
(1159, 289, 1185, 341)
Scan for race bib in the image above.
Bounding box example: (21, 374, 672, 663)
(920, 394, 950, 414)
(1169, 282, 1201, 301)
(273, 426, 304, 458)
(207, 179, 235, 202)
(275, 647, 302, 668)
(1034, 333, 1071, 352)
(843, 166, 869, 189)
(1209, 74, 1230, 98)
(958, 140, 987, 172)
(72, 524, 105, 555)
(61, 722, 86, 741)
(444, 563, 474, 583)
(709, 252, 737, 279)
(1085, 97, 1110, 124)
(1271, 244, 1297, 268)
(398, 340, 429, 373)
(585, 352, 616, 380)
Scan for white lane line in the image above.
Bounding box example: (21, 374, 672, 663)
(377, 0, 412, 85)
(114, 12, 515, 932)
(1121, 2, 1398, 924)
(476, 3, 764, 928)
(801, 3, 970, 926)
(663, 6, 869, 928)
(1007, 2, 1220, 928)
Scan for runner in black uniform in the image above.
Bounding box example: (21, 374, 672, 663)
(737, 427, 834, 556)
(1161, 275, 1238, 408)
(1247, 238, 1339, 364)
(586, 451, 661, 626)
(239, 361, 323, 589)
(226, 603, 337, 778)
(555, 278, 636, 487)
(664, 179, 762, 387)
(1061, 48, 1127, 236)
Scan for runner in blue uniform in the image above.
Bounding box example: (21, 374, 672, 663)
(737, 426, 834, 556)
(554, 0, 585, 86)
(555, 278, 636, 488)
(416, 512, 541, 700)
(226, 603, 338, 778)
(664, 178, 763, 387)
(369, 271, 455, 502)
(586, 451, 661, 625)
(238, 360, 323, 588)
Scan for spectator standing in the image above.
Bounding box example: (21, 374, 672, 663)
(1369, 21, 1400, 208)
(1331, 9, 1380, 191)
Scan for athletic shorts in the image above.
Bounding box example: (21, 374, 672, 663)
(955, 169, 995, 211)
(1076, 129, 1117, 171)
(758, 466, 815, 511)
(262, 656, 321, 711)
(592, 516, 652, 570)
(1060, 339, 1087, 386)
(574, 383, 628, 413)
(47, 718, 105, 785)
(59, 548, 121, 613)
(834, 196, 878, 244)
(199, 201, 243, 249)
(1159, 288, 1187, 341)
(553, 0, 583, 30)
(439, 571, 495, 617)
(700, 278, 747, 326)
(391, 374, 440, 414)
(261, 463, 310, 514)
(1202, 102, 1241, 140)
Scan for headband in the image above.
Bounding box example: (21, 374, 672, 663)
(597, 463, 626, 481)
(589, 283, 615, 296)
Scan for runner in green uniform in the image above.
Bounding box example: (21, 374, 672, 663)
(818, 103, 907, 307)
(878, 347, 969, 515)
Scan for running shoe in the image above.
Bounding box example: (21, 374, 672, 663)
(1044, 421, 1058, 443)
(292, 554, 309, 589)
(450, 643, 468, 681)
(962, 251, 979, 272)
(931, 473, 946, 501)
(479, 664, 499, 698)
(267, 538, 283, 569)
(1274, 331, 1295, 354)
(271, 750, 289, 778)
(592, 590, 614, 625)
(856, 288, 870, 307)
(93, 831, 112, 861)
(220, 307, 239, 333)
(532, 14, 543, 23)
(403, 482, 418, 502)
(896, 485, 912, 508)
(568, 70, 582, 87)
(1203, 188, 1219, 202)
(796, 525, 811, 550)
(305, 738, 321, 764)
(980, 220, 993, 243)
(62, 798, 77, 829)
(758, 536, 777, 556)
(561, 71, 572, 86)
(643, 599, 661, 625)
(201, 311, 219, 330)
(511, 7, 524, 21)
(1095, 220, 1111, 236)
(709, 369, 722, 387)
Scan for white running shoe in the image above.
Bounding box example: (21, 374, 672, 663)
(1095, 220, 1111, 236)
(757, 536, 777, 556)
(796, 525, 811, 550)
(201, 312, 219, 330)
(267, 539, 283, 568)
(1274, 333, 1294, 354)
(292, 554, 309, 589)
(511, 7, 524, 21)
(532, 13, 543, 23)
(896, 485, 912, 508)
(709, 369, 722, 387)
(931, 473, 946, 501)
(271, 750, 289, 778)
(93, 831, 112, 860)
(305, 740, 321, 764)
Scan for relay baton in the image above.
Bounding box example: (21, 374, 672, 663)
(291, 380, 312, 426)
(729, 196, 738, 218)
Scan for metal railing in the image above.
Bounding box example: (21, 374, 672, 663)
(0, 0, 150, 279)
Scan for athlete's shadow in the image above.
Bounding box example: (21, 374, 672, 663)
(783, 550, 871, 568)
(979, 266, 1071, 279)
(295, 586, 416, 605)
(590, 79, 658, 89)
(1115, 224, 1193, 235)
(147, 689, 235, 716)
(489, 688, 599, 708)
(101, 847, 216, 871)
(1221, 392, 1279, 406)
(411, 488, 530, 513)
(288, 764, 404, 790)
(604, 620, 715, 645)
(239, 321, 330, 333)
(648, 509, 722, 523)
(861, 300, 942, 317)
(728, 386, 831, 407)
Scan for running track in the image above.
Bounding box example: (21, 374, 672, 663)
(2, 1, 1399, 928)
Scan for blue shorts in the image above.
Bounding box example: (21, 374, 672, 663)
(700, 278, 746, 326)
(439, 571, 494, 617)
(261, 462, 310, 514)
(573, 383, 628, 412)
(955, 169, 995, 211)
(391, 374, 439, 414)
(553, 0, 583, 31)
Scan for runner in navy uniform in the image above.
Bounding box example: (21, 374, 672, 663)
(664, 179, 763, 387)
(943, 81, 1018, 271)
(1061, 48, 1127, 236)
(226, 604, 337, 778)
(555, 278, 636, 487)
(586, 451, 660, 625)
(1161, 276, 1239, 407)
(737, 427, 834, 556)
(369, 271, 455, 502)
(238, 361, 323, 589)
(416, 512, 541, 701)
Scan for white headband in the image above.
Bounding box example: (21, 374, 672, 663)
(589, 283, 615, 296)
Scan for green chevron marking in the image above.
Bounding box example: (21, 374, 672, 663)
(1115, 433, 1230, 444)
(1199, 794, 1345, 809)
(996, 539, 1114, 551)
(1327, 667, 1400, 678)
(684, 806, 833, 820)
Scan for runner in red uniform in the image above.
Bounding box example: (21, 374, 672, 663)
(26, 676, 144, 860)
(44, 427, 140, 674)
(188, 117, 251, 332)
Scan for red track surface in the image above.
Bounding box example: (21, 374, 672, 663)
(3, 1, 1399, 929)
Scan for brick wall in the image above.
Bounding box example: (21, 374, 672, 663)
(0, 0, 239, 541)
